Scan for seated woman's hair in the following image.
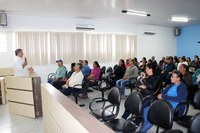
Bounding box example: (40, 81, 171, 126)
(172, 70, 183, 81)
(94, 61, 100, 68)
(146, 63, 155, 74)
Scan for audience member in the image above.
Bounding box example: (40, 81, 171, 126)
(177, 57, 188, 70)
(125, 59, 130, 68)
(186, 57, 192, 66)
(116, 59, 138, 98)
(66, 63, 76, 79)
(161, 57, 176, 85)
(110, 59, 126, 87)
(122, 63, 161, 119)
(51, 59, 67, 89)
(60, 63, 84, 96)
(80, 61, 101, 98)
(151, 56, 157, 67)
(142, 71, 188, 132)
(179, 64, 193, 86)
(81, 60, 91, 78)
(191, 56, 200, 70)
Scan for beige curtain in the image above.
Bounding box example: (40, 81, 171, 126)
(85, 34, 112, 62)
(15, 32, 48, 65)
(49, 32, 84, 64)
(115, 34, 137, 61)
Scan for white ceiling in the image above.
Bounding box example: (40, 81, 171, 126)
(0, 0, 200, 27)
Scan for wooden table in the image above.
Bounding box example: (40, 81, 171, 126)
(41, 83, 114, 133)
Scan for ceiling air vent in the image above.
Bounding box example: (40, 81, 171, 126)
(143, 31, 156, 35)
(76, 24, 95, 31)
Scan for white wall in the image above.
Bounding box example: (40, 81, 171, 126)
(0, 14, 177, 82)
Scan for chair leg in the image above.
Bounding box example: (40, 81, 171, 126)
(156, 126, 159, 133)
(96, 89, 105, 103)
(75, 94, 85, 107)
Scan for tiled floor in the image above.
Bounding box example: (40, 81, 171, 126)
(0, 88, 199, 133)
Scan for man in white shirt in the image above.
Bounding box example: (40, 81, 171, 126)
(60, 63, 84, 96)
(13, 49, 29, 76)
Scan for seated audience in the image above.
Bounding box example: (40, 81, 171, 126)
(81, 60, 91, 78)
(60, 63, 84, 96)
(133, 57, 139, 67)
(110, 59, 126, 87)
(179, 64, 193, 86)
(80, 61, 101, 98)
(158, 57, 166, 70)
(122, 63, 161, 119)
(52, 59, 67, 89)
(116, 59, 138, 98)
(66, 63, 76, 79)
(173, 56, 179, 68)
(142, 71, 188, 132)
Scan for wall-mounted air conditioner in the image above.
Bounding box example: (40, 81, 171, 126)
(76, 24, 95, 31)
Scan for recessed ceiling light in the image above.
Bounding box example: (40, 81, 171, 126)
(171, 16, 189, 22)
(122, 10, 150, 17)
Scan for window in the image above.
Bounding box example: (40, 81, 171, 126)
(0, 32, 7, 52)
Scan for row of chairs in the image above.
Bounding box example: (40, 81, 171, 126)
(89, 87, 200, 133)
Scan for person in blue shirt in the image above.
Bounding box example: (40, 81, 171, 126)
(142, 71, 188, 133)
(81, 60, 91, 79)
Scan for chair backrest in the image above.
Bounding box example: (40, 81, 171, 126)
(125, 92, 143, 115)
(106, 67, 113, 74)
(101, 66, 106, 74)
(107, 87, 121, 105)
(189, 112, 200, 133)
(148, 100, 174, 130)
(193, 90, 200, 109)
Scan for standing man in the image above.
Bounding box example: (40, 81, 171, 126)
(13, 49, 33, 76)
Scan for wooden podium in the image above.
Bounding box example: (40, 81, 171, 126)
(5, 76, 42, 118)
(0, 77, 6, 104)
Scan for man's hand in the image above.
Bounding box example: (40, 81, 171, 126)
(123, 76, 127, 80)
(22, 61, 27, 68)
(139, 85, 147, 90)
(157, 94, 163, 99)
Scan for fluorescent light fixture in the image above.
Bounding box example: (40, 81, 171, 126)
(122, 10, 150, 17)
(171, 17, 189, 22)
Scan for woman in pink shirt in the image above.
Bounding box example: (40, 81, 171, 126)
(80, 61, 101, 98)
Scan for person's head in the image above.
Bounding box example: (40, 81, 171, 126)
(134, 57, 138, 63)
(179, 64, 188, 74)
(194, 55, 199, 59)
(145, 63, 155, 76)
(93, 61, 100, 68)
(151, 56, 155, 61)
(119, 59, 125, 67)
(195, 57, 199, 63)
(15, 48, 23, 58)
(71, 63, 76, 71)
(142, 57, 147, 62)
(56, 59, 63, 67)
(173, 57, 179, 64)
(165, 57, 170, 64)
(181, 57, 186, 62)
(148, 59, 153, 64)
(162, 57, 165, 61)
(79, 60, 83, 64)
(129, 59, 135, 66)
(126, 59, 129, 65)
(171, 71, 183, 84)
(82, 60, 88, 67)
(186, 57, 191, 62)
(75, 63, 82, 72)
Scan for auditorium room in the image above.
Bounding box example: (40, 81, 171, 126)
(0, 0, 200, 133)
